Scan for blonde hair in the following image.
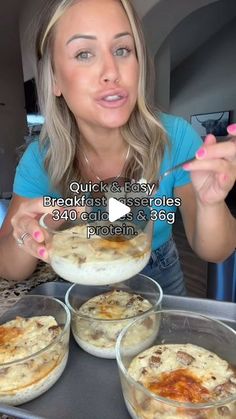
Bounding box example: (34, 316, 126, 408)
(35, 0, 168, 196)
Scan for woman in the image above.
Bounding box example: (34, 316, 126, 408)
(0, 0, 235, 294)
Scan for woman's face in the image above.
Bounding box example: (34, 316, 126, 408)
(52, 0, 139, 132)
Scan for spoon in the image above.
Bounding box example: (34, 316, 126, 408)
(160, 156, 195, 180)
(158, 134, 234, 183)
(139, 156, 196, 192)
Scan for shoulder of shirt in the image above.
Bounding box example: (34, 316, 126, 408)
(24, 139, 48, 159)
(156, 112, 201, 153)
(158, 112, 189, 137)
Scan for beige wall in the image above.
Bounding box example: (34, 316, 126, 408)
(142, 0, 220, 56)
(170, 20, 236, 123)
(154, 41, 170, 112)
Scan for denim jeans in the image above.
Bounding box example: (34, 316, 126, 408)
(141, 237, 186, 296)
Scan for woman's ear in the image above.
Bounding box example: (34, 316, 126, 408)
(53, 77, 62, 97)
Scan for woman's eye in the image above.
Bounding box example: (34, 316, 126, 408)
(75, 51, 93, 61)
(114, 47, 131, 57)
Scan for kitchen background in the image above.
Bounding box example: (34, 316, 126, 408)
(1, 0, 236, 194)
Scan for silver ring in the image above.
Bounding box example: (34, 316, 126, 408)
(16, 232, 31, 247)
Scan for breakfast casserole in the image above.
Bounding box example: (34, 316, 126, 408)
(127, 343, 236, 418)
(0, 315, 68, 405)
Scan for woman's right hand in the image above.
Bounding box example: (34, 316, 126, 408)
(11, 197, 55, 261)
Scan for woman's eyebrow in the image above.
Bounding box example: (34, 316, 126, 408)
(66, 32, 132, 45)
(66, 34, 96, 45)
(114, 32, 132, 39)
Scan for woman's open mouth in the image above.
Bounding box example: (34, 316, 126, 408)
(96, 91, 128, 108)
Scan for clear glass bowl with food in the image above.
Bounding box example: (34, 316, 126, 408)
(40, 178, 154, 285)
(65, 274, 163, 359)
(116, 309, 236, 419)
(0, 295, 70, 406)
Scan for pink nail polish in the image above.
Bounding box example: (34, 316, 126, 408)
(34, 231, 41, 240)
(227, 124, 236, 135)
(182, 163, 191, 170)
(196, 148, 206, 158)
(38, 248, 46, 258)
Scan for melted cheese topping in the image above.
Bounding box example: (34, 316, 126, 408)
(0, 316, 64, 395)
(50, 224, 149, 264)
(129, 344, 236, 400)
(73, 290, 153, 352)
(78, 290, 152, 320)
(148, 368, 210, 403)
(127, 344, 236, 418)
(0, 316, 60, 363)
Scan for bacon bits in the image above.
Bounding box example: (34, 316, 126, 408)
(176, 350, 195, 366)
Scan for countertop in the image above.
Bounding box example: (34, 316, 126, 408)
(0, 262, 63, 317)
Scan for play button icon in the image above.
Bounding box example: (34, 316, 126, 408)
(108, 198, 131, 222)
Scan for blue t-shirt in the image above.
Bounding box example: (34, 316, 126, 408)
(13, 113, 202, 249)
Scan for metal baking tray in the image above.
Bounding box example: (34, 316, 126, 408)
(0, 282, 236, 419)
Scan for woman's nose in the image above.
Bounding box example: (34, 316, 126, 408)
(101, 55, 120, 85)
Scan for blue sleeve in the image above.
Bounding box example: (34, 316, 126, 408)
(13, 141, 57, 198)
(175, 118, 203, 187)
(151, 114, 204, 250)
(166, 116, 203, 188)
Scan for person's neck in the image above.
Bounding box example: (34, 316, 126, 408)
(80, 126, 125, 158)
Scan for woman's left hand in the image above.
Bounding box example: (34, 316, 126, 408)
(183, 124, 236, 206)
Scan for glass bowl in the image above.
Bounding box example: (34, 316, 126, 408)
(40, 215, 153, 285)
(40, 185, 153, 285)
(0, 295, 71, 406)
(116, 310, 236, 418)
(65, 274, 163, 359)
